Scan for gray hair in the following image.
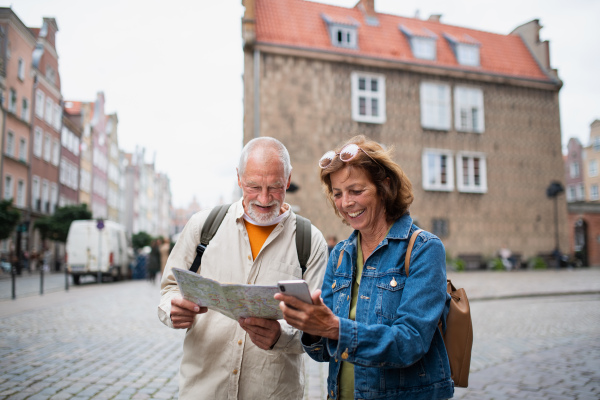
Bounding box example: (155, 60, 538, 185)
(238, 137, 292, 179)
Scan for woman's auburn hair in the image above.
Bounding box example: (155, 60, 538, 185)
(319, 135, 414, 224)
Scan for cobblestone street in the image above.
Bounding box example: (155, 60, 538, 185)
(1, 268, 599, 399)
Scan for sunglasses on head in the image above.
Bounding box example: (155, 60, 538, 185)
(318, 143, 381, 169)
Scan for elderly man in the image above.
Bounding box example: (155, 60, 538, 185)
(158, 137, 328, 399)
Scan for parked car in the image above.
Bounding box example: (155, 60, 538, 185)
(66, 220, 131, 284)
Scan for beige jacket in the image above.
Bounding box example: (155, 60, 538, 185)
(158, 199, 328, 400)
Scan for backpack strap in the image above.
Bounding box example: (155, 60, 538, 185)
(295, 215, 311, 277)
(189, 204, 230, 273)
(404, 229, 423, 277)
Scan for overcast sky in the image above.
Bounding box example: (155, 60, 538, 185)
(5, 0, 599, 209)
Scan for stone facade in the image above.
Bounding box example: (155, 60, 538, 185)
(244, 52, 567, 259)
(242, 1, 568, 261)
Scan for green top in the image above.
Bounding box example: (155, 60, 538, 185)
(339, 234, 364, 400)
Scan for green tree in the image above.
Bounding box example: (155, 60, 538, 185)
(132, 231, 153, 250)
(34, 204, 92, 242)
(0, 199, 20, 240)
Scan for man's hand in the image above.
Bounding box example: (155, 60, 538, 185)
(170, 296, 207, 329)
(238, 317, 282, 350)
(275, 289, 339, 340)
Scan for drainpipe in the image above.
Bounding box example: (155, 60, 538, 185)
(253, 48, 260, 139)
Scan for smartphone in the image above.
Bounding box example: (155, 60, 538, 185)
(277, 280, 313, 304)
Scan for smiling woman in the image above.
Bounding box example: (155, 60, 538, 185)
(276, 135, 454, 400)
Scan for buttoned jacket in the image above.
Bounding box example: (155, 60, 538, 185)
(158, 199, 328, 399)
(302, 213, 454, 400)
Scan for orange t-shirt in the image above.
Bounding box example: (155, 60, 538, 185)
(243, 220, 277, 260)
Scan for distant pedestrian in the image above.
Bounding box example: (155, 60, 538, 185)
(147, 240, 160, 283)
(326, 235, 338, 255)
(159, 238, 170, 276)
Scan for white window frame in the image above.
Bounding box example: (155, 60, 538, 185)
(329, 25, 357, 49)
(35, 89, 45, 118)
(18, 138, 26, 162)
(591, 185, 599, 201)
(18, 57, 25, 80)
(412, 36, 436, 60)
(3, 175, 13, 200)
(52, 139, 60, 166)
(32, 176, 40, 210)
(570, 162, 580, 178)
(422, 148, 454, 191)
(50, 183, 58, 214)
(41, 179, 49, 213)
(351, 72, 386, 124)
(589, 160, 598, 177)
(43, 133, 52, 162)
(454, 86, 485, 133)
(456, 43, 480, 66)
(9, 88, 17, 113)
(16, 179, 25, 207)
(21, 98, 29, 122)
(456, 151, 487, 193)
(420, 82, 451, 130)
(53, 104, 62, 131)
(34, 128, 43, 158)
(567, 186, 576, 202)
(577, 183, 585, 201)
(45, 98, 53, 125)
(594, 137, 600, 152)
(6, 131, 14, 157)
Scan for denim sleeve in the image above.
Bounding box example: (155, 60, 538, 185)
(329, 236, 448, 368)
(301, 244, 343, 362)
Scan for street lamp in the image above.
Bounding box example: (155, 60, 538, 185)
(546, 181, 564, 268)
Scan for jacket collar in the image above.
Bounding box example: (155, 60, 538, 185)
(342, 213, 414, 258)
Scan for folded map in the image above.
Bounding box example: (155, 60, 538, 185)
(172, 268, 283, 320)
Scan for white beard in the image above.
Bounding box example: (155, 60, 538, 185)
(247, 200, 281, 224)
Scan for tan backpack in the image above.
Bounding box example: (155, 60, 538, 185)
(405, 229, 473, 388)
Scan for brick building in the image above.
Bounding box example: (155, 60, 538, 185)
(565, 137, 585, 202)
(241, 0, 567, 262)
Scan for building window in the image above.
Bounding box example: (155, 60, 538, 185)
(32, 176, 40, 210)
(577, 184, 585, 201)
(35, 90, 45, 118)
(594, 137, 600, 152)
(6, 131, 14, 156)
(456, 44, 480, 66)
(50, 183, 58, 214)
(21, 98, 30, 122)
(422, 149, 454, 191)
(53, 104, 62, 131)
(454, 86, 484, 133)
(431, 218, 449, 238)
(420, 82, 451, 130)
(570, 162, 580, 178)
(19, 138, 26, 162)
(3, 175, 12, 200)
(44, 133, 52, 162)
(9, 89, 17, 113)
(412, 36, 437, 60)
(589, 160, 598, 177)
(351, 72, 386, 124)
(18, 57, 25, 80)
(567, 186, 576, 202)
(329, 25, 357, 49)
(46, 65, 56, 84)
(52, 139, 60, 166)
(591, 185, 599, 201)
(42, 179, 49, 213)
(34, 128, 43, 158)
(456, 152, 487, 193)
(45, 98, 53, 125)
(16, 180, 25, 207)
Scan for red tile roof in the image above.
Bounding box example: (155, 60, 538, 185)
(254, 0, 551, 82)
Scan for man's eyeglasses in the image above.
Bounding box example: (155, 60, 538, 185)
(318, 143, 380, 169)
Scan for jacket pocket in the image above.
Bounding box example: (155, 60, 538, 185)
(375, 277, 404, 322)
(332, 279, 351, 316)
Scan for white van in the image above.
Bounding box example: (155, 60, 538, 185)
(66, 220, 131, 284)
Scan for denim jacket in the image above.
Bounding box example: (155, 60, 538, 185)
(302, 214, 454, 400)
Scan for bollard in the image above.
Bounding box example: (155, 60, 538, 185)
(40, 267, 44, 295)
(65, 268, 69, 292)
(11, 264, 16, 300)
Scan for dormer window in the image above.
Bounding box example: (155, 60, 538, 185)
(444, 33, 481, 67)
(400, 25, 437, 61)
(322, 14, 359, 49)
(456, 44, 480, 66)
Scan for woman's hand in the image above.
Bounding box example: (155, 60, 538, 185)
(275, 289, 339, 340)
